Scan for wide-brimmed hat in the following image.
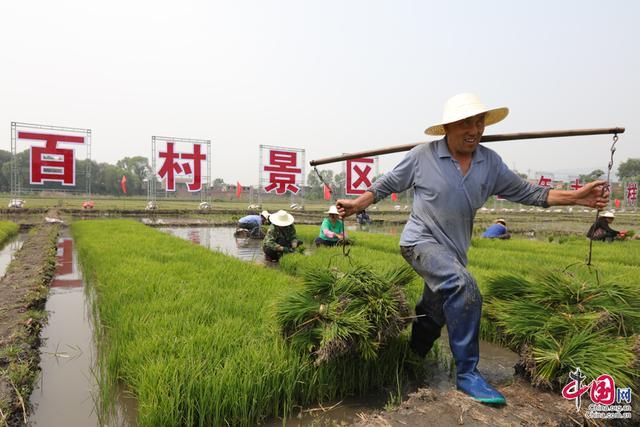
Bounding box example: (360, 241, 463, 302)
(260, 210, 270, 220)
(495, 218, 506, 225)
(270, 210, 294, 227)
(325, 206, 339, 215)
(425, 93, 509, 136)
(602, 211, 615, 219)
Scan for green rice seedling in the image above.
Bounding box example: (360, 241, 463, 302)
(530, 329, 637, 389)
(72, 220, 421, 426)
(276, 264, 414, 366)
(0, 221, 19, 246)
(484, 268, 639, 392)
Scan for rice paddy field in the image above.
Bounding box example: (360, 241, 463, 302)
(63, 218, 640, 426)
(0, 221, 18, 245)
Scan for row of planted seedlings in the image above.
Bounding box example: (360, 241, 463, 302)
(71, 220, 427, 426)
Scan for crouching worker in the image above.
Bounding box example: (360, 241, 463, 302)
(262, 210, 303, 261)
(587, 211, 621, 242)
(236, 210, 270, 238)
(482, 218, 511, 239)
(315, 206, 345, 247)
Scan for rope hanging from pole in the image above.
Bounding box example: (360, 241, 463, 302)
(313, 166, 351, 260)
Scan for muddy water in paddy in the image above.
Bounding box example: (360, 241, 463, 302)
(0, 233, 26, 277)
(29, 235, 134, 427)
(159, 225, 265, 262)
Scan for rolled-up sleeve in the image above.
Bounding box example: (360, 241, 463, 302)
(493, 162, 550, 207)
(367, 150, 416, 203)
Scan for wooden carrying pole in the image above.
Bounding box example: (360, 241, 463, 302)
(309, 127, 625, 167)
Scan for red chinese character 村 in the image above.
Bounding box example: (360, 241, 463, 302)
(158, 143, 207, 192)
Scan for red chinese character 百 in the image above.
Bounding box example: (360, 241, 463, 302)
(346, 158, 374, 195)
(157, 142, 206, 192)
(264, 150, 301, 194)
(20, 132, 85, 185)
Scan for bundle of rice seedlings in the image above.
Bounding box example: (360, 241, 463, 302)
(483, 269, 640, 391)
(275, 264, 414, 365)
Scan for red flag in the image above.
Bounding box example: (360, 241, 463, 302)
(121, 175, 127, 194)
(236, 181, 242, 199)
(391, 192, 398, 202)
(323, 184, 331, 201)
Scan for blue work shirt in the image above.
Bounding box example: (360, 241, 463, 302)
(482, 223, 508, 238)
(238, 215, 262, 228)
(368, 138, 550, 265)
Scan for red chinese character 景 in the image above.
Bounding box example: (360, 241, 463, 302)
(20, 132, 85, 186)
(264, 150, 301, 194)
(590, 375, 615, 405)
(346, 158, 374, 195)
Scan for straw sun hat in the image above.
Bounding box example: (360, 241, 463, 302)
(325, 206, 339, 215)
(270, 210, 294, 227)
(260, 210, 270, 220)
(601, 211, 615, 219)
(424, 93, 509, 136)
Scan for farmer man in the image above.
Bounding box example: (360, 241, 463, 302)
(336, 93, 609, 405)
(262, 210, 303, 261)
(482, 218, 511, 239)
(237, 210, 270, 237)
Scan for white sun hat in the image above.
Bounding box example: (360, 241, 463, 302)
(601, 211, 615, 218)
(260, 210, 270, 220)
(424, 93, 509, 136)
(270, 210, 294, 226)
(325, 205, 339, 215)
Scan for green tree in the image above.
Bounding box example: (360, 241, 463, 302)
(579, 169, 605, 183)
(617, 158, 640, 180)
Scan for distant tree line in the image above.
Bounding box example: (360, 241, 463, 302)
(2, 148, 638, 197)
(0, 149, 151, 196)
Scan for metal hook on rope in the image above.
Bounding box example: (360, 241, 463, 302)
(586, 133, 618, 266)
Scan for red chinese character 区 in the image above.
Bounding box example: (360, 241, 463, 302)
(20, 132, 85, 185)
(346, 158, 374, 195)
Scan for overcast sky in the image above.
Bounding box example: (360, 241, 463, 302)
(1, 0, 638, 185)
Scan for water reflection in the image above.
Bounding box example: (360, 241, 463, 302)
(0, 233, 25, 278)
(30, 237, 99, 427)
(159, 226, 265, 262)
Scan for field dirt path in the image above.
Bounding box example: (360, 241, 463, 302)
(353, 378, 594, 427)
(0, 218, 59, 426)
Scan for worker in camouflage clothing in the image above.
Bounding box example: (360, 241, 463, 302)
(262, 210, 303, 261)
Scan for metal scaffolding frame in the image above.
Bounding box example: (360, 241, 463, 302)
(10, 122, 92, 198)
(150, 136, 212, 207)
